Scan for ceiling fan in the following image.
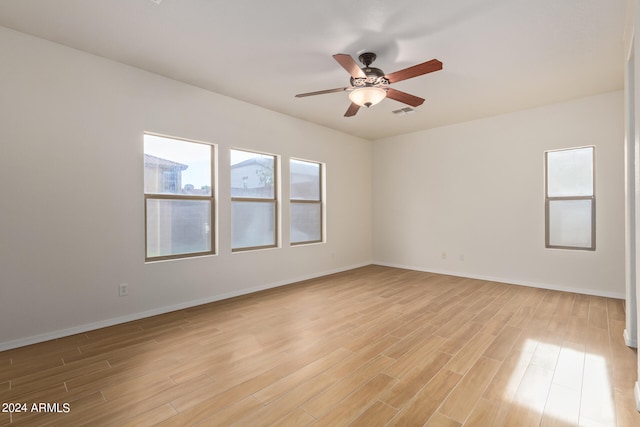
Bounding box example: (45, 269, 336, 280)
(295, 52, 442, 117)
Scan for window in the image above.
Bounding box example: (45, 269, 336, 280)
(231, 149, 277, 251)
(545, 146, 595, 250)
(290, 159, 323, 245)
(144, 134, 215, 261)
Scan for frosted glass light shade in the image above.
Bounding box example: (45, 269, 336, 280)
(348, 87, 386, 107)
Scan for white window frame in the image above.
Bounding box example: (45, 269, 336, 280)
(544, 146, 596, 251)
(230, 148, 278, 252)
(144, 133, 216, 261)
(290, 158, 324, 246)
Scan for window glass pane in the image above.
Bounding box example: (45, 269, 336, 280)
(291, 203, 321, 243)
(230, 149, 275, 198)
(548, 199, 592, 248)
(547, 147, 593, 197)
(290, 160, 320, 200)
(146, 199, 212, 257)
(232, 201, 275, 249)
(144, 135, 211, 196)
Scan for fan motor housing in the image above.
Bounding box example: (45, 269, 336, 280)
(351, 67, 389, 88)
(350, 52, 389, 87)
(363, 67, 385, 78)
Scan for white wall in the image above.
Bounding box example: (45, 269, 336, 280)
(373, 91, 625, 298)
(624, 0, 640, 410)
(0, 27, 373, 350)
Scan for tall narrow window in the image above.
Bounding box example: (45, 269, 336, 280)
(231, 149, 277, 251)
(545, 146, 595, 250)
(290, 159, 323, 245)
(144, 134, 215, 261)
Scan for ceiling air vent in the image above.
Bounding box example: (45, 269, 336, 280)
(392, 107, 416, 115)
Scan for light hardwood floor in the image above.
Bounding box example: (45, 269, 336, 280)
(1, 265, 639, 426)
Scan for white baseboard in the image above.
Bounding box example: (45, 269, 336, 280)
(372, 261, 626, 299)
(1, 261, 626, 352)
(624, 329, 638, 348)
(0, 262, 370, 352)
(635, 382, 640, 412)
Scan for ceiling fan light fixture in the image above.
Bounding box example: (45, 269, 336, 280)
(348, 86, 387, 108)
(295, 52, 441, 117)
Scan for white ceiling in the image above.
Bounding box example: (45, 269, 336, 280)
(0, 0, 627, 140)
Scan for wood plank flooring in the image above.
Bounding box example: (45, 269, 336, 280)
(1, 265, 639, 426)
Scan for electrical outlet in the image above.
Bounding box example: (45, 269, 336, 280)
(119, 283, 128, 297)
(441, 251, 447, 260)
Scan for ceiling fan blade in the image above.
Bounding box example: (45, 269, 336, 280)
(333, 54, 366, 79)
(385, 59, 442, 83)
(385, 88, 425, 107)
(344, 102, 360, 117)
(295, 87, 351, 97)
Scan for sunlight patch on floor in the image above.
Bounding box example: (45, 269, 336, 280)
(505, 339, 615, 426)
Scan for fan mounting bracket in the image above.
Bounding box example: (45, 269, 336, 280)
(358, 52, 377, 67)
